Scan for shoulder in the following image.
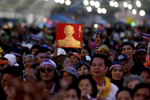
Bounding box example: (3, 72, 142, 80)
(110, 83, 119, 95)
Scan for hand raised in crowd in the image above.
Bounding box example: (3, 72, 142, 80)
(53, 41, 59, 50)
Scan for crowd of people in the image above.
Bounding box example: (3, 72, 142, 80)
(0, 23, 150, 100)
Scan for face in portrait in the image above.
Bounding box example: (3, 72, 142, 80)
(64, 25, 74, 37)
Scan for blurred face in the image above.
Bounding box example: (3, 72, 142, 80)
(78, 79, 93, 96)
(23, 56, 34, 69)
(121, 60, 131, 73)
(84, 49, 90, 56)
(57, 55, 67, 65)
(140, 71, 150, 84)
(40, 65, 55, 82)
(122, 45, 134, 60)
(37, 55, 48, 63)
(64, 26, 74, 37)
(117, 90, 132, 100)
(97, 49, 109, 57)
(62, 72, 73, 84)
(69, 55, 79, 66)
(63, 89, 79, 100)
(128, 79, 140, 89)
(111, 66, 123, 80)
(77, 65, 90, 76)
(46, 51, 52, 59)
(23, 69, 37, 82)
(137, 52, 146, 63)
(133, 88, 150, 100)
(90, 57, 108, 78)
(32, 48, 38, 55)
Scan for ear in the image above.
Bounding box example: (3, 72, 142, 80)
(105, 66, 108, 74)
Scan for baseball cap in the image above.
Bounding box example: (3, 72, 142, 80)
(97, 45, 110, 53)
(115, 54, 129, 61)
(57, 48, 66, 56)
(59, 66, 78, 78)
(4, 54, 19, 66)
(69, 52, 81, 60)
(10, 48, 22, 57)
(75, 61, 90, 70)
(0, 57, 9, 64)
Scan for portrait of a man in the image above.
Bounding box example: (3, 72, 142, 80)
(57, 25, 81, 48)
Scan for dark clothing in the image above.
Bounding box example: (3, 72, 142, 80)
(111, 78, 124, 89)
(131, 61, 145, 75)
(0, 85, 7, 100)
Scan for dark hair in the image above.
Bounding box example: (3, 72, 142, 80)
(0, 57, 8, 60)
(31, 63, 40, 69)
(75, 61, 90, 71)
(121, 42, 135, 51)
(2, 66, 23, 77)
(135, 44, 146, 50)
(116, 87, 133, 98)
(34, 49, 47, 57)
(91, 54, 109, 66)
(133, 83, 150, 96)
(66, 84, 81, 98)
(78, 75, 97, 98)
(22, 47, 30, 55)
(30, 45, 41, 54)
(84, 46, 92, 57)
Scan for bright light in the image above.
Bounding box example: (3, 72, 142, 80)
(45, 0, 48, 1)
(97, 8, 102, 14)
(114, 1, 118, 7)
(109, 1, 114, 7)
(54, 0, 59, 3)
(95, 1, 100, 8)
(60, 0, 65, 4)
(136, 0, 141, 8)
(43, 18, 47, 22)
(87, 6, 92, 12)
(139, 10, 145, 16)
(83, 0, 89, 6)
(123, 2, 128, 8)
(65, 0, 71, 5)
(8, 22, 13, 28)
(94, 24, 98, 28)
(132, 9, 137, 15)
(90, 0, 95, 6)
(102, 8, 106, 14)
(128, 4, 132, 10)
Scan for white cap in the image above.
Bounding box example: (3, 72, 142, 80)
(57, 48, 66, 56)
(22, 43, 33, 49)
(86, 56, 91, 62)
(4, 54, 19, 66)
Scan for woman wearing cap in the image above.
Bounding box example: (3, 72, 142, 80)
(39, 59, 60, 93)
(107, 61, 124, 89)
(75, 61, 90, 77)
(68, 52, 81, 66)
(59, 66, 78, 86)
(78, 75, 97, 99)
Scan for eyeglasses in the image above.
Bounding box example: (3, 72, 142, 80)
(40, 67, 54, 73)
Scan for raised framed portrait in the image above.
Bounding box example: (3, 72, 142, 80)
(56, 23, 83, 48)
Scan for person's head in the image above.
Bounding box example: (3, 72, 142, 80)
(123, 75, 145, 89)
(84, 46, 92, 57)
(135, 48, 147, 63)
(75, 61, 90, 76)
(31, 63, 40, 71)
(30, 45, 41, 55)
(107, 61, 123, 80)
(90, 54, 108, 78)
(63, 84, 80, 100)
(41, 45, 53, 59)
(97, 45, 110, 57)
(0, 57, 9, 71)
(60, 66, 78, 85)
(133, 83, 150, 100)
(116, 87, 133, 100)
(140, 69, 150, 84)
(34, 49, 48, 63)
(108, 49, 118, 62)
(78, 75, 97, 98)
(39, 60, 59, 82)
(1, 66, 22, 94)
(69, 52, 81, 66)
(23, 54, 35, 70)
(115, 54, 131, 73)
(121, 42, 135, 60)
(64, 25, 74, 37)
(10, 47, 23, 62)
(57, 48, 67, 65)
